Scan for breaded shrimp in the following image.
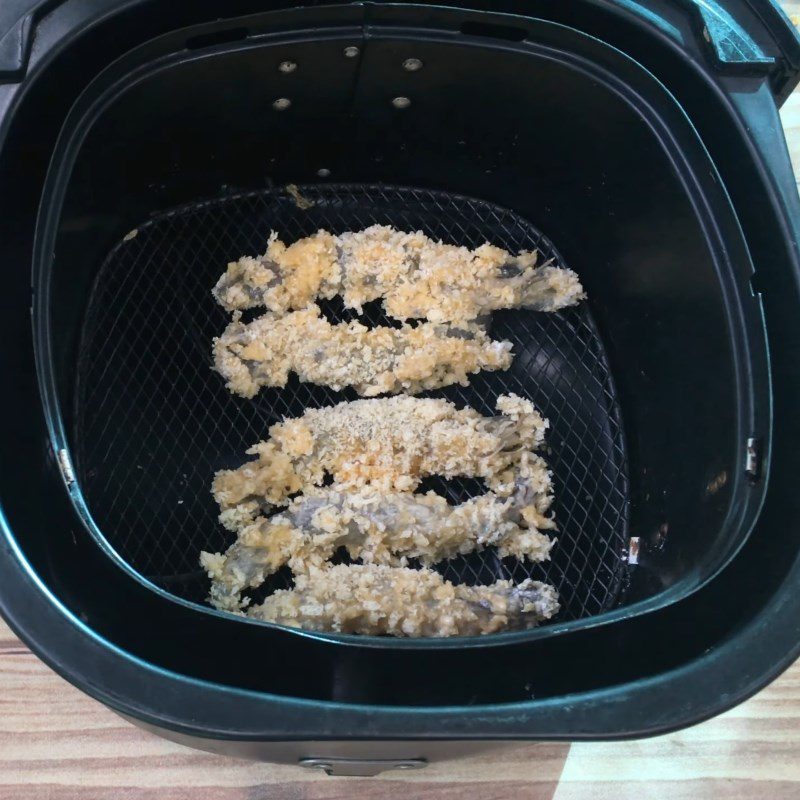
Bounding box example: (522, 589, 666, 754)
(201, 485, 555, 612)
(212, 394, 548, 527)
(246, 563, 560, 636)
(213, 305, 512, 399)
(212, 225, 585, 323)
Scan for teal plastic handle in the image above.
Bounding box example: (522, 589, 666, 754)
(619, 0, 774, 68)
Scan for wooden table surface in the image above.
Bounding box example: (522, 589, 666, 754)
(5, 7, 800, 800)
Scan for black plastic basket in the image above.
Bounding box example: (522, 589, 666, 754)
(33, 2, 771, 649)
(0, 0, 798, 760)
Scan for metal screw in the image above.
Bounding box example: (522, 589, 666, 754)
(317, 168, 331, 178)
(403, 58, 423, 72)
(392, 96, 411, 109)
(278, 60, 297, 73)
(272, 97, 291, 110)
(343, 46, 360, 58)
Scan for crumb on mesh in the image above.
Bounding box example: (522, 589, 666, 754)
(285, 183, 315, 210)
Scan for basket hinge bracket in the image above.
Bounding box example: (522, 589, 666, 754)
(57, 448, 75, 485)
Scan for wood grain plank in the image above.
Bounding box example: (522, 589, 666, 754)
(3, 606, 800, 798)
(0, 617, 568, 798)
(554, 781, 800, 800)
(0, 778, 555, 800)
(778, 3, 800, 182)
(779, 0, 800, 21)
(780, 89, 800, 182)
(553, 662, 800, 799)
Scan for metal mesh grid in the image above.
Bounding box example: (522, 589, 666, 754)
(74, 185, 630, 621)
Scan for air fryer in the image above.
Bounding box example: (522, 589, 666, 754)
(1, 0, 800, 769)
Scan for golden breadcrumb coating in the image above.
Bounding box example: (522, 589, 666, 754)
(213, 306, 512, 399)
(246, 564, 560, 636)
(213, 231, 337, 313)
(212, 225, 585, 323)
(212, 394, 548, 526)
(200, 486, 555, 612)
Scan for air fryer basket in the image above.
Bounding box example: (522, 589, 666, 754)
(75, 184, 629, 621)
(31, 2, 772, 651)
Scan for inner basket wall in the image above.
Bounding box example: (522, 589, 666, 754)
(46, 18, 762, 630)
(73, 185, 630, 622)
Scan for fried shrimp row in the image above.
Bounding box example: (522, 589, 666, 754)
(212, 394, 548, 529)
(200, 484, 555, 612)
(212, 224, 585, 323)
(246, 564, 560, 637)
(213, 305, 512, 399)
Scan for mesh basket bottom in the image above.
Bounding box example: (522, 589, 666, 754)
(74, 185, 630, 622)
